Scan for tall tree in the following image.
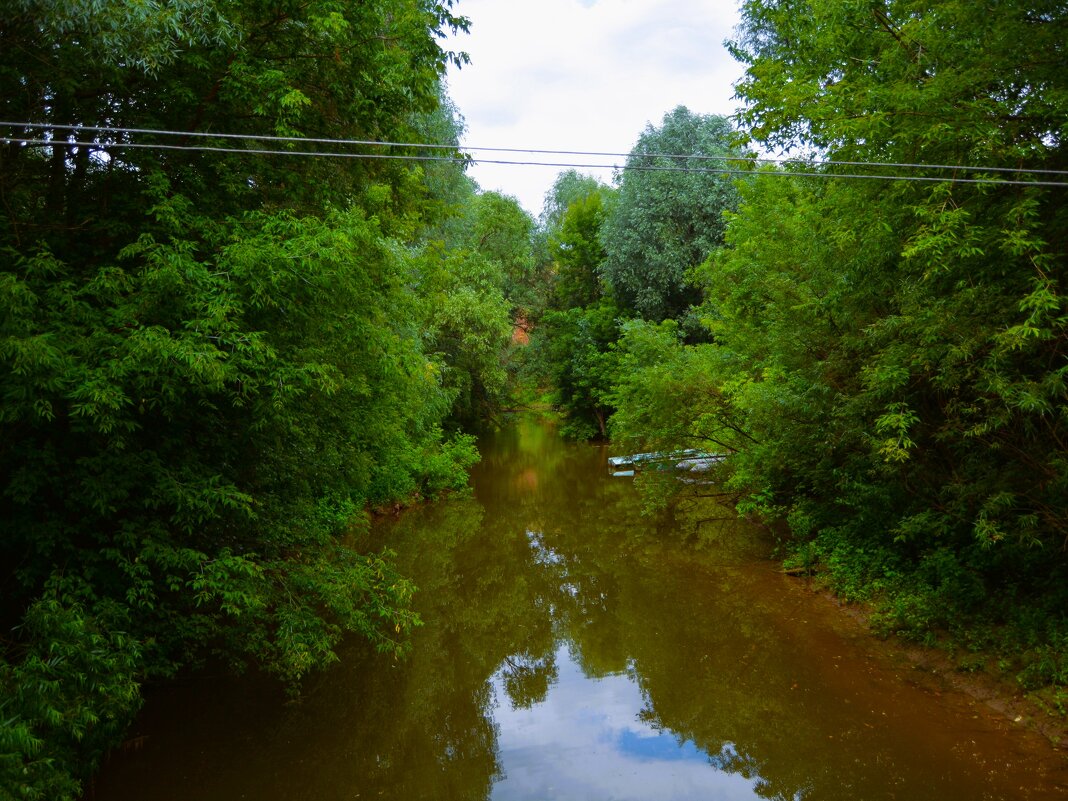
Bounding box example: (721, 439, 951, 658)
(726, 0, 1068, 554)
(610, 0, 1067, 679)
(599, 106, 742, 322)
(549, 187, 611, 310)
(468, 191, 539, 316)
(539, 169, 607, 234)
(731, 0, 1066, 166)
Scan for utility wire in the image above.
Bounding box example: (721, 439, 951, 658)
(3, 120, 1066, 177)
(5, 134, 1068, 188)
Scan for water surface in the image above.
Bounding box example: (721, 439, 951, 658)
(93, 417, 1067, 800)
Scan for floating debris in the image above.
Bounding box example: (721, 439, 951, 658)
(607, 450, 724, 478)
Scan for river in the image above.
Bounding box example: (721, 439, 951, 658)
(92, 417, 1067, 800)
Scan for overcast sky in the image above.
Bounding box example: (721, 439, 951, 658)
(444, 0, 746, 217)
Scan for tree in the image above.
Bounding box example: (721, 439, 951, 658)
(1, 0, 471, 237)
(730, 0, 1066, 166)
(525, 172, 620, 438)
(416, 187, 535, 428)
(727, 0, 1068, 550)
(684, 0, 1068, 665)
(0, 2, 480, 797)
(539, 300, 622, 439)
(603, 0, 1067, 680)
(549, 190, 610, 310)
(421, 244, 514, 429)
(468, 191, 539, 317)
(599, 107, 742, 322)
(539, 169, 607, 234)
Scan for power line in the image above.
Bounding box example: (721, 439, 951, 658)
(3, 120, 1066, 178)
(5, 134, 1068, 188)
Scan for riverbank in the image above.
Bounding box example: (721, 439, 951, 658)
(789, 575, 1068, 757)
(601, 428, 1068, 761)
(662, 467, 1068, 767)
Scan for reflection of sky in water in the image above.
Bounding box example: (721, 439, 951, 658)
(490, 645, 759, 801)
(615, 729, 704, 762)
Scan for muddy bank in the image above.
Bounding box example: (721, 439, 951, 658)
(793, 577, 1068, 757)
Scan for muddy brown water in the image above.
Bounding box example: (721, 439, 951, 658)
(92, 417, 1067, 800)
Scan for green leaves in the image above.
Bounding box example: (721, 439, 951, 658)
(537, 301, 622, 440)
(681, 0, 1068, 682)
(0, 152, 479, 801)
(544, 0, 1067, 689)
(874, 403, 920, 463)
(14, 0, 236, 73)
(600, 107, 742, 322)
(0, 597, 141, 801)
(0, 1, 493, 796)
(733, 0, 1068, 163)
(550, 191, 609, 310)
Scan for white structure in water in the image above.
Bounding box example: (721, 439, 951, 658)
(607, 449, 724, 477)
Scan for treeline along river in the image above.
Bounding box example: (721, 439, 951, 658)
(92, 417, 1067, 800)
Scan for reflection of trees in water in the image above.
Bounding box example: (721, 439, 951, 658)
(99, 420, 1030, 801)
(379, 421, 999, 801)
(355, 476, 569, 799)
(491, 427, 810, 799)
(528, 476, 991, 801)
(540, 500, 838, 801)
(486, 437, 840, 801)
(499, 651, 558, 710)
(335, 419, 607, 792)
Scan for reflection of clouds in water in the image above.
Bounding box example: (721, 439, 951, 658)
(490, 645, 759, 801)
(526, 529, 564, 566)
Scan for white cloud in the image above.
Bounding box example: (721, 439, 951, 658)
(445, 0, 745, 215)
(488, 646, 759, 800)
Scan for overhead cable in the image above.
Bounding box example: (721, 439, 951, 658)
(5, 134, 1068, 188)
(2, 120, 1066, 178)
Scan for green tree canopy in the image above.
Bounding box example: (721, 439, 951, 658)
(539, 169, 608, 234)
(730, 0, 1066, 165)
(599, 106, 742, 322)
(607, 0, 1067, 687)
(468, 191, 539, 316)
(0, 2, 485, 797)
(726, 0, 1068, 557)
(549, 188, 612, 310)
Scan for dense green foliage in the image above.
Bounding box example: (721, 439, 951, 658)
(423, 187, 534, 427)
(550, 190, 609, 310)
(528, 111, 741, 438)
(538, 300, 621, 440)
(5, 0, 1066, 793)
(538, 169, 607, 239)
(603, 0, 1068, 693)
(523, 174, 617, 438)
(600, 107, 741, 323)
(0, 2, 532, 797)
